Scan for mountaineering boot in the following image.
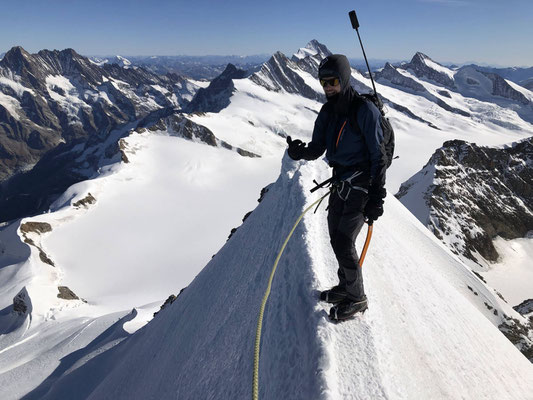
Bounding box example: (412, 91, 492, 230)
(319, 285, 348, 304)
(329, 296, 368, 321)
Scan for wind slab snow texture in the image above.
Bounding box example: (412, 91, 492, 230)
(32, 156, 533, 400)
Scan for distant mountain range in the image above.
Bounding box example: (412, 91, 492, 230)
(88, 54, 270, 80)
(2, 42, 533, 223)
(0, 46, 201, 221)
(465, 65, 533, 90)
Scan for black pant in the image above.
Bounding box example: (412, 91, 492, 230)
(327, 185, 368, 301)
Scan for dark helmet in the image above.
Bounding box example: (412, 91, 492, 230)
(318, 54, 352, 91)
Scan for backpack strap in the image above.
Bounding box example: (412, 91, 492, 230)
(349, 94, 367, 137)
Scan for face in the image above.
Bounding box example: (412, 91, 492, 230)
(320, 76, 341, 98)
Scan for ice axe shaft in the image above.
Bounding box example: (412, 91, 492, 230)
(358, 223, 373, 267)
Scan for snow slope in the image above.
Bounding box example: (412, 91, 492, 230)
(26, 156, 533, 400)
(0, 130, 281, 399)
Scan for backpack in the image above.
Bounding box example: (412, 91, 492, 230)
(350, 93, 395, 168)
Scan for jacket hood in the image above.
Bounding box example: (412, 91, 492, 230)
(319, 54, 357, 115)
(318, 54, 352, 92)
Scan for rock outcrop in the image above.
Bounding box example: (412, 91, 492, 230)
(396, 138, 533, 264)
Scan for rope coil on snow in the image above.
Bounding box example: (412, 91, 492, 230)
(252, 191, 331, 400)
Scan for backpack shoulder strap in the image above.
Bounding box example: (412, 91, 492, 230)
(349, 94, 367, 136)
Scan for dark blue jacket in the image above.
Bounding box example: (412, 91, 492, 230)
(303, 96, 387, 192)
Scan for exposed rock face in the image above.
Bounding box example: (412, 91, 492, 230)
(400, 52, 456, 88)
(20, 221, 52, 234)
(375, 62, 427, 93)
(153, 289, 186, 317)
(185, 63, 247, 113)
(72, 193, 96, 208)
(481, 72, 530, 105)
(19, 220, 55, 266)
(396, 138, 533, 264)
(435, 98, 471, 117)
(499, 316, 533, 362)
(387, 102, 440, 130)
(13, 287, 32, 315)
(514, 299, 533, 316)
(57, 286, 80, 300)
(0, 46, 196, 183)
(135, 109, 259, 158)
(250, 51, 324, 101)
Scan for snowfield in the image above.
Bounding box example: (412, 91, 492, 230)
(44, 133, 281, 311)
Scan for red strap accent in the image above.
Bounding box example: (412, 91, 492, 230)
(335, 119, 347, 149)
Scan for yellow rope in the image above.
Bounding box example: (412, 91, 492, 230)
(252, 191, 330, 400)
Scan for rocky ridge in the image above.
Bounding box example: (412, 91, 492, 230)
(396, 138, 533, 265)
(376, 62, 428, 93)
(134, 109, 259, 158)
(400, 52, 456, 88)
(250, 51, 325, 102)
(0, 46, 198, 182)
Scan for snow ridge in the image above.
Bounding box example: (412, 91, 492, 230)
(22, 156, 533, 400)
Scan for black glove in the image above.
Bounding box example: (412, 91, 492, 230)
(364, 188, 386, 224)
(286, 136, 307, 160)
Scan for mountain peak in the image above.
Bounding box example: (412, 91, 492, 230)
(411, 52, 432, 64)
(62, 48, 81, 57)
(218, 63, 246, 80)
(110, 55, 132, 68)
(37, 47, 83, 60)
(6, 45, 30, 56)
(272, 51, 288, 61)
(305, 39, 329, 53)
(293, 39, 331, 60)
(185, 63, 246, 113)
(0, 46, 32, 69)
(404, 51, 456, 88)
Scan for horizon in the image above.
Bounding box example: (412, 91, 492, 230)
(1, 43, 529, 70)
(0, 1, 532, 68)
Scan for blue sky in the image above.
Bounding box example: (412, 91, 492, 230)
(1, 0, 532, 66)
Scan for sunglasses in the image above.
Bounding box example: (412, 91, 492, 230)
(320, 78, 340, 87)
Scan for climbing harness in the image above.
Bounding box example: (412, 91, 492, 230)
(333, 170, 368, 202)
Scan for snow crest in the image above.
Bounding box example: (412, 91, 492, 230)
(25, 156, 533, 400)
